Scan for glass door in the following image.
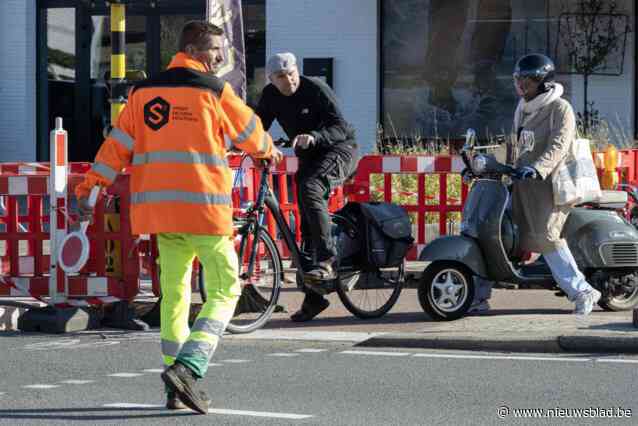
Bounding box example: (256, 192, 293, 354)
(37, 1, 206, 162)
(84, 13, 148, 161)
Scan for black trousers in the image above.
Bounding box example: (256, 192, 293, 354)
(296, 144, 358, 266)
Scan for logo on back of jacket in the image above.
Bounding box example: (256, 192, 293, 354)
(144, 96, 171, 131)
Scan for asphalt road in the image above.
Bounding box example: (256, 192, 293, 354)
(0, 332, 637, 425)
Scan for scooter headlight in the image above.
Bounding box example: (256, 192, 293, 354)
(472, 155, 487, 173)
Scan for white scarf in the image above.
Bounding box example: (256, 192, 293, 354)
(513, 82, 564, 131)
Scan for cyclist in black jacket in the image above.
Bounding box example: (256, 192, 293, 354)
(256, 52, 359, 322)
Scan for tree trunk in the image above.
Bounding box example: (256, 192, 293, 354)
(583, 74, 589, 132)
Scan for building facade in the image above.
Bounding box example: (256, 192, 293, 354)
(0, 0, 635, 162)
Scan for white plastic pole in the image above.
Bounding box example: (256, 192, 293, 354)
(49, 117, 68, 305)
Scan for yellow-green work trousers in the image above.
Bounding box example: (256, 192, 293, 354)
(158, 233, 240, 378)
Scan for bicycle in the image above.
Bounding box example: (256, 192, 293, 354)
(221, 146, 405, 334)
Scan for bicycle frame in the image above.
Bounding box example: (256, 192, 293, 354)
(231, 155, 405, 321)
(238, 161, 305, 289)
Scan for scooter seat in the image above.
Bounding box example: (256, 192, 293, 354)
(579, 190, 627, 210)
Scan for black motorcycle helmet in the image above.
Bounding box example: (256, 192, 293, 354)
(513, 53, 556, 87)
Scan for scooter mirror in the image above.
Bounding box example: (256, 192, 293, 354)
(464, 129, 477, 150)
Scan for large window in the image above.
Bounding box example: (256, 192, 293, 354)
(45, 8, 77, 159)
(381, 0, 566, 141)
(90, 15, 147, 80)
(243, 0, 266, 107)
(38, 0, 266, 161)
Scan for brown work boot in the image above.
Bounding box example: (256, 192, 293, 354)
(166, 390, 211, 410)
(166, 391, 187, 410)
(161, 362, 210, 415)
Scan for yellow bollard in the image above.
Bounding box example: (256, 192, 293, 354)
(601, 144, 619, 190)
(106, 2, 126, 277)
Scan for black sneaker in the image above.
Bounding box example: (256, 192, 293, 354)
(290, 296, 330, 322)
(161, 363, 210, 415)
(166, 390, 211, 410)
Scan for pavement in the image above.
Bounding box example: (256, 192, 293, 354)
(3, 275, 638, 354)
(218, 287, 637, 354)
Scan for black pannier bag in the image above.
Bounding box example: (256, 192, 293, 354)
(336, 202, 414, 269)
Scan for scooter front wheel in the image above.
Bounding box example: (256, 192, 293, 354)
(419, 262, 475, 321)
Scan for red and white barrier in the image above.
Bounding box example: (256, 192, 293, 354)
(0, 119, 139, 307)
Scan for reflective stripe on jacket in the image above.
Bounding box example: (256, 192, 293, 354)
(76, 53, 273, 235)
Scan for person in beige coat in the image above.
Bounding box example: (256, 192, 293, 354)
(509, 53, 601, 317)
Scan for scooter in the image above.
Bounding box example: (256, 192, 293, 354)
(418, 129, 638, 320)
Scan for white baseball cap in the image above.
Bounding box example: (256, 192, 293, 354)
(266, 52, 297, 77)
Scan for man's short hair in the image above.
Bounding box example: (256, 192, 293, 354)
(178, 21, 224, 52)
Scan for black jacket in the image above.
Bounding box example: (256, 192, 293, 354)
(256, 76, 356, 161)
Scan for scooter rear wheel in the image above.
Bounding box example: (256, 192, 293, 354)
(419, 262, 475, 321)
(598, 287, 638, 311)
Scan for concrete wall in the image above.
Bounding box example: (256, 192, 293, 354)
(266, 0, 379, 153)
(0, 0, 36, 162)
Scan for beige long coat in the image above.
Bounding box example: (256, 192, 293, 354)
(508, 97, 576, 254)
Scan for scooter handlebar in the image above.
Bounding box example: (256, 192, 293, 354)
(463, 153, 517, 180)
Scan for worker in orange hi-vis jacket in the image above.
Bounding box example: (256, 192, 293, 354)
(75, 21, 282, 415)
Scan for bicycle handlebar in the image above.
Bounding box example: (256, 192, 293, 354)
(274, 138, 293, 148)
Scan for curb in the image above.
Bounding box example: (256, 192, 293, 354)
(558, 335, 638, 353)
(358, 332, 638, 353)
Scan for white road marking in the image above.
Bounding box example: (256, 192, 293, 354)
(142, 369, 164, 373)
(207, 408, 312, 419)
(103, 403, 158, 409)
(267, 353, 300, 357)
(208, 363, 222, 367)
(340, 350, 411, 357)
(0, 392, 5, 396)
(107, 373, 144, 378)
(24, 339, 80, 350)
(102, 403, 313, 419)
(220, 359, 251, 363)
(23, 384, 60, 389)
(22, 339, 120, 351)
(295, 349, 327, 353)
(596, 358, 638, 364)
(226, 329, 379, 343)
(60, 380, 94, 385)
(411, 353, 590, 362)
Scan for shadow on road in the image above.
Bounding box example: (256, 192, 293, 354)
(476, 308, 573, 316)
(586, 322, 637, 332)
(0, 407, 194, 421)
(257, 308, 577, 330)
(261, 311, 428, 329)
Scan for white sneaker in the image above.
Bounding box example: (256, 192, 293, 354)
(574, 289, 601, 317)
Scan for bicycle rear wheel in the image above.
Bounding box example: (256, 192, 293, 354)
(226, 226, 283, 334)
(336, 262, 404, 319)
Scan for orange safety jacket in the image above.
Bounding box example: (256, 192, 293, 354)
(76, 53, 273, 236)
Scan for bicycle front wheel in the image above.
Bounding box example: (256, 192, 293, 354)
(336, 262, 404, 319)
(226, 226, 283, 334)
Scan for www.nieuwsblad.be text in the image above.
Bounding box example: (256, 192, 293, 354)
(497, 406, 632, 419)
